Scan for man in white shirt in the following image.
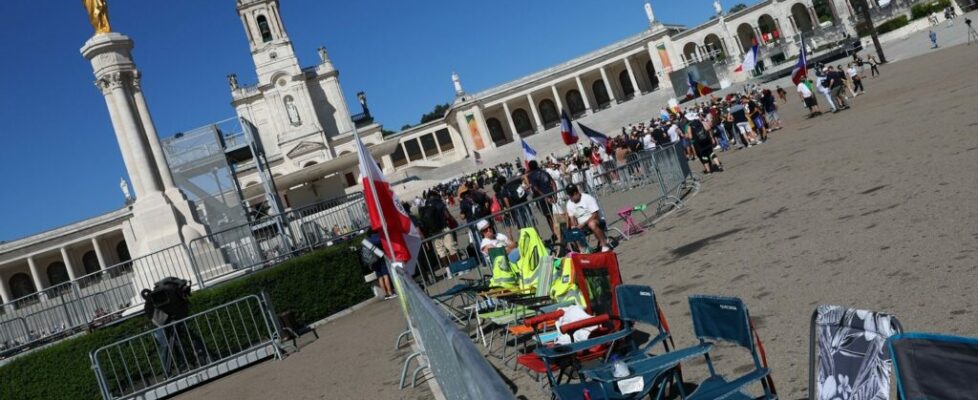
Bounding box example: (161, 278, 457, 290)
(667, 123, 682, 143)
(797, 80, 824, 117)
(477, 220, 514, 256)
(642, 130, 656, 150)
(564, 185, 611, 252)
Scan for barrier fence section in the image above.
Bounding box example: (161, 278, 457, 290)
(0, 244, 196, 356)
(414, 142, 697, 294)
(90, 294, 283, 400)
(392, 267, 512, 399)
(188, 193, 369, 286)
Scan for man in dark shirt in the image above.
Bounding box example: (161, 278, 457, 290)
(524, 160, 556, 238)
(827, 66, 849, 109)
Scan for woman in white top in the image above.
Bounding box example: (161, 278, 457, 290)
(477, 220, 514, 256)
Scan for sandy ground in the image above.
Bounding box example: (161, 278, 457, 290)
(174, 34, 978, 400)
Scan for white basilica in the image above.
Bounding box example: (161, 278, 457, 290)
(0, 0, 949, 305)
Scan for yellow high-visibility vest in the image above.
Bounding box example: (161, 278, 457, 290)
(516, 228, 548, 290)
(549, 257, 586, 306)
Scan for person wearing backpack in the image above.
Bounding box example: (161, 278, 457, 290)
(420, 191, 458, 267)
(524, 160, 557, 239)
(686, 113, 724, 174)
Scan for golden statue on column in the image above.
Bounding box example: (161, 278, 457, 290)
(83, 0, 111, 34)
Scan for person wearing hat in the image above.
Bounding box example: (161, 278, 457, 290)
(477, 219, 514, 257)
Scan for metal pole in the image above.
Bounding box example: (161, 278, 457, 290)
(856, 0, 887, 63)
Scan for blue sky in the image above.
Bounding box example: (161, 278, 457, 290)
(0, 0, 723, 241)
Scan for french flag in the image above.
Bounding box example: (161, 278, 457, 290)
(735, 43, 759, 73)
(559, 109, 578, 145)
(791, 35, 808, 85)
(578, 123, 609, 148)
(355, 130, 422, 276)
(521, 138, 537, 166)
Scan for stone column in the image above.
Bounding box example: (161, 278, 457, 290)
(809, 7, 820, 28)
(623, 57, 640, 97)
(91, 237, 108, 271)
(131, 72, 176, 190)
(98, 79, 145, 197)
(106, 73, 163, 197)
(0, 273, 11, 304)
(60, 247, 78, 281)
(502, 101, 519, 137)
(526, 93, 543, 132)
(599, 67, 617, 106)
(550, 85, 564, 113)
(575, 76, 592, 113)
(27, 256, 45, 292)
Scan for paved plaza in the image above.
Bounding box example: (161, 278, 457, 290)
(176, 31, 977, 400)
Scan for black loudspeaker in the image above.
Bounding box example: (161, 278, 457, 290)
(141, 277, 192, 326)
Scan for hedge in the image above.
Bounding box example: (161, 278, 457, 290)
(858, 15, 910, 37)
(0, 245, 372, 400)
(911, 0, 951, 20)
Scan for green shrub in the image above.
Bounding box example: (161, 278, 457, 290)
(912, 0, 951, 20)
(858, 15, 910, 36)
(0, 245, 371, 400)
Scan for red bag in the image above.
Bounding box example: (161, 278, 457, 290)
(490, 197, 503, 222)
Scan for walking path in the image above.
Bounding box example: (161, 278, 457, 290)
(176, 31, 978, 400)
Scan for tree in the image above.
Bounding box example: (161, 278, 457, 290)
(381, 128, 396, 136)
(729, 3, 748, 13)
(419, 103, 451, 124)
(400, 124, 413, 131)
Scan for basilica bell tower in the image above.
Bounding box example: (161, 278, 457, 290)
(236, 0, 302, 86)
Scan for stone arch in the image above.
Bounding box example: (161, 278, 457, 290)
(116, 240, 131, 264)
(757, 14, 779, 43)
(682, 42, 700, 64)
(82, 251, 100, 275)
(645, 61, 659, 90)
(256, 15, 273, 42)
(812, 0, 835, 25)
(791, 3, 815, 33)
(538, 99, 559, 127)
(511, 109, 533, 136)
(9, 273, 35, 300)
(47, 262, 70, 287)
(617, 71, 635, 99)
(704, 34, 725, 59)
(565, 90, 586, 116)
(486, 118, 507, 144)
(737, 23, 757, 53)
(591, 80, 611, 109)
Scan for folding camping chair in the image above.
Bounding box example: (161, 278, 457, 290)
(549, 285, 712, 400)
(888, 332, 978, 399)
(683, 295, 778, 400)
(430, 257, 485, 325)
(808, 305, 903, 400)
(522, 252, 627, 384)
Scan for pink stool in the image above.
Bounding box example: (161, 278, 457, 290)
(617, 207, 645, 236)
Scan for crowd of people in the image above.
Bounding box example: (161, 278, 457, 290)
(397, 51, 885, 275)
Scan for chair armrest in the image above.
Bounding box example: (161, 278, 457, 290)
(535, 328, 633, 360)
(560, 314, 610, 335)
(524, 310, 564, 327)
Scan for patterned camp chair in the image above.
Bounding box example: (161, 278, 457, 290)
(808, 305, 903, 400)
(888, 332, 978, 399)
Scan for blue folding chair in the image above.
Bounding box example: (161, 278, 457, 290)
(551, 285, 712, 400)
(888, 332, 978, 399)
(431, 257, 484, 324)
(684, 295, 777, 400)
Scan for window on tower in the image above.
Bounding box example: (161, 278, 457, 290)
(257, 15, 273, 42)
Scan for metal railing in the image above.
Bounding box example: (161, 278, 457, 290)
(0, 244, 197, 355)
(90, 294, 283, 400)
(413, 143, 697, 294)
(188, 192, 369, 285)
(391, 267, 513, 399)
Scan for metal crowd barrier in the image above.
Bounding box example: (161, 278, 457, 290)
(188, 193, 370, 285)
(0, 244, 195, 355)
(391, 267, 513, 399)
(90, 294, 284, 400)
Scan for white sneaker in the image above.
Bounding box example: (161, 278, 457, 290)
(601, 246, 612, 252)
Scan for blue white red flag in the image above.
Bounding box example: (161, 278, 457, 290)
(521, 138, 537, 166)
(559, 109, 578, 145)
(578, 123, 609, 148)
(791, 36, 808, 85)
